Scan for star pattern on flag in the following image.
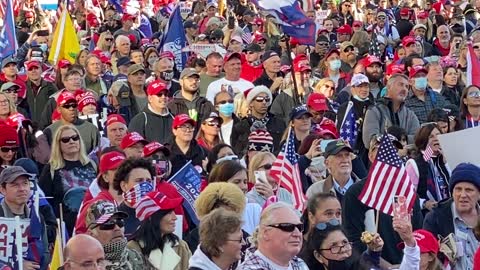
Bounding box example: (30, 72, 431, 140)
(369, 31, 382, 58)
(339, 104, 358, 149)
(376, 135, 403, 168)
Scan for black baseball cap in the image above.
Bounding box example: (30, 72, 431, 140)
(324, 140, 353, 158)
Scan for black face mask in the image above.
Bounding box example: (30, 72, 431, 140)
(326, 259, 350, 270)
(159, 70, 174, 81)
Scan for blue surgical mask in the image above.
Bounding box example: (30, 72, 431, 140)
(329, 59, 341, 71)
(353, 95, 369, 101)
(39, 44, 48, 52)
(414, 77, 428, 90)
(218, 103, 234, 117)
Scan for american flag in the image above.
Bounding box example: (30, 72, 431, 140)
(135, 192, 167, 222)
(339, 101, 358, 149)
(0, 0, 19, 21)
(241, 25, 253, 44)
(0, 0, 18, 60)
(369, 31, 382, 58)
(358, 134, 416, 216)
(423, 144, 434, 162)
(123, 182, 154, 207)
(270, 128, 306, 210)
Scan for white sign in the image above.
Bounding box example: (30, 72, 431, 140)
(179, 2, 193, 19)
(0, 217, 30, 267)
(315, 10, 329, 25)
(437, 126, 480, 168)
(182, 44, 227, 59)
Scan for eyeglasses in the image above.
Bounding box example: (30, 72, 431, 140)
(66, 259, 108, 269)
(62, 103, 78, 109)
(105, 38, 113, 41)
(178, 125, 194, 132)
(67, 77, 82, 82)
(0, 147, 18, 153)
(254, 96, 271, 103)
(267, 223, 304, 232)
(94, 218, 125, 230)
(344, 4, 351, 7)
(3, 88, 18, 93)
(257, 163, 272, 170)
(320, 240, 353, 254)
(377, 16, 386, 20)
(257, 41, 266, 45)
(226, 237, 244, 244)
(468, 90, 480, 98)
(323, 84, 335, 90)
(60, 135, 80, 143)
(315, 219, 341, 230)
(156, 92, 168, 98)
(217, 99, 234, 105)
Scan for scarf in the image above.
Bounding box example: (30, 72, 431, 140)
(104, 238, 133, 270)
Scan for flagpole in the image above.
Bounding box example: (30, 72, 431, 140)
(56, 219, 64, 264)
(339, 101, 354, 129)
(34, 184, 40, 217)
(284, 35, 300, 106)
(15, 216, 24, 270)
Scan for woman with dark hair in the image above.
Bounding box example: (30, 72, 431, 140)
(0, 124, 20, 166)
(427, 108, 450, 134)
(189, 208, 244, 270)
(302, 193, 342, 241)
(208, 160, 261, 235)
(334, 0, 354, 26)
(144, 47, 159, 75)
(128, 191, 191, 270)
(405, 123, 451, 214)
(205, 143, 238, 173)
(113, 158, 156, 237)
(460, 85, 480, 128)
(279, 105, 313, 152)
(298, 134, 327, 183)
(196, 112, 223, 151)
(299, 219, 383, 270)
(441, 66, 461, 106)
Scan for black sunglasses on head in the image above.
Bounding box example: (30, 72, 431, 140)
(267, 223, 304, 232)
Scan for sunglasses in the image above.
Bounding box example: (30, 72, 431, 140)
(217, 99, 234, 105)
(95, 219, 125, 230)
(258, 163, 272, 170)
(3, 88, 18, 93)
(344, 4, 351, 7)
(474, 46, 480, 49)
(324, 84, 335, 90)
(254, 96, 271, 103)
(316, 219, 341, 230)
(0, 147, 18, 153)
(60, 135, 80, 143)
(344, 47, 354, 53)
(267, 223, 304, 232)
(156, 92, 168, 98)
(317, 42, 329, 46)
(62, 103, 78, 109)
(377, 16, 386, 20)
(468, 90, 480, 98)
(205, 122, 220, 127)
(28, 67, 40, 71)
(247, 51, 257, 55)
(105, 38, 113, 41)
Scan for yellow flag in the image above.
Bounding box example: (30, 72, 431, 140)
(218, 0, 226, 17)
(49, 229, 63, 270)
(48, 8, 80, 65)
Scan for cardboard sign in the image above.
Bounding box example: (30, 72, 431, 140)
(179, 1, 193, 19)
(315, 10, 329, 25)
(0, 217, 30, 268)
(438, 126, 480, 168)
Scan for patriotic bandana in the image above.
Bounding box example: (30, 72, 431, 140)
(122, 182, 154, 207)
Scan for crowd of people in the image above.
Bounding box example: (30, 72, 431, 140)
(1, 0, 480, 269)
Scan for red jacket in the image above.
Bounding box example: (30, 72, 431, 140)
(0, 73, 27, 98)
(433, 39, 450, 57)
(241, 61, 263, 82)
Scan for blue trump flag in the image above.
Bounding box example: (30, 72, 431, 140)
(252, 0, 316, 46)
(161, 4, 188, 71)
(0, 0, 18, 60)
(168, 161, 201, 225)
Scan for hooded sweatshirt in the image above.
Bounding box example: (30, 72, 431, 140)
(188, 247, 223, 270)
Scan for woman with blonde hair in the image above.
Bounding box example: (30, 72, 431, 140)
(246, 151, 294, 207)
(39, 125, 97, 234)
(314, 78, 338, 112)
(95, 31, 114, 57)
(0, 92, 17, 120)
(75, 49, 89, 67)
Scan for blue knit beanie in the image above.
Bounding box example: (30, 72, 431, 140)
(449, 163, 480, 193)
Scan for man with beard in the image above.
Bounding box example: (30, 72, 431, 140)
(433, 25, 451, 56)
(310, 35, 330, 68)
(85, 200, 145, 270)
(152, 56, 180, 97)
(129, 80, 174, 144)
(336, 55, 384, 105)
(363, 74, 420, 147)
(168, 68, 215, 132)
(44, 91, 100, 153)
(339, 41, 357, 73)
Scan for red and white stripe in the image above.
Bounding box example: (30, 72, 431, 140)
(0, 0, 19, 19)
(466, 43, 480, 87)
(422, 144, 434, 162)
(135, 197, 162, 222)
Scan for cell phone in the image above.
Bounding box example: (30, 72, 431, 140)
(36, 30, 49, 36)
(393, 195, 409, 222)
(155, 160, 168, 176)
(254, 171, 267, 184)
(319, 139, 335, 152)
(228, 14, 235, 29)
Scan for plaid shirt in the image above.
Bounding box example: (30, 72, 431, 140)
(405, 89, 449, 124)
(240, 247, 309, 270)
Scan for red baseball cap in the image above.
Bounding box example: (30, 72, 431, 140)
(6, 113, 29, 130)
(337, 24, 352, 35)
(409, 65, 428, 78)
(224, 52, 242, 62)
(121, 13, 136, 22)
(159, 51, 175, 60)
(99, 151, 126, 174)
(402, 35, 416, 47)
(307, 93, 329, 111)
(400, 7, 410, 16)
(143, 141, 170, 157)
(398, 229, 439, 254)
(106, 114, 126, 127)
(135, 191, 183, 221)
(294, 62, 312, 73)
(120, 132, 148, 149)
(25, 11, 34, 18)
(57, 91, 77, 107)
(147, 80, 168, 96)
(25, 60, 41, 70)
(172, 114, 196, 129)
(417, 11, 429, 19)
(352, 21, 363, 28)
(77, 92, 97, 112)
(386, 64, 405, 75)
(57, 59, 71, 69)
(363, 55, 382, 68)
